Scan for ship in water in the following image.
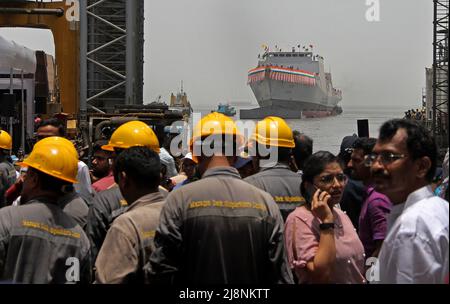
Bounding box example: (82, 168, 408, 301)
(169, 82, 193, 119)
(241, 46, 343, 119)
(215, 103, 237, 117)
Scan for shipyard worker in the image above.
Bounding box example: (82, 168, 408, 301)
(347, 137, 392, 258)
(0, 137, 91, 283)
(370, 119, 449, 284)
(292, 131, 313, 172)
(85, 121, 167, 269)
(95, 147, 165, 283)
(244, 117, 305, 222)
(90, 140, 115, 192)
(149, 112, 293, 284)
(36, 118, 94, 203)
(5, 138, 89, 229)
(284, 151, 366, 284)
(338, 134, 366, 230)
(0, 130, 17, 208)
(35, 119, 90, 227)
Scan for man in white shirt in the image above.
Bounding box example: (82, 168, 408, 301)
(159, 147, 178, 178)
(368, 119, 449, 284)
(74, 160, 94, 202)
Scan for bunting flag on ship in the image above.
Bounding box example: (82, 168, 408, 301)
(247, 67, 266, 84)
(248, 66, 316, 86)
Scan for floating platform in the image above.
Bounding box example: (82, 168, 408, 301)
(240, 106, 341, 119)
(240, 106, 302, 119)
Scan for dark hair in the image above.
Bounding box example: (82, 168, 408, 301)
(278, 147, 293, 163)
(338, 134, 358, 166)
(293, 131, 313, 170)
(352, 137, 377, 155)
(195, 134, 240, 158)
(93, 140, 110, 153)
(253, 145, 292, 163)
(300, 151, 341, 201)
(37, 118, 66, 137)
(379, 119, 437, 182)
(30, 167, 72, 194)
(114, 146, 161, 190)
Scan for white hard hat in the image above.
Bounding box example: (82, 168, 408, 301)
(182, 152, 197, 164)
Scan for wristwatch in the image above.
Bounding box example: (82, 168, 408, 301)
(319, 223, 335, 230)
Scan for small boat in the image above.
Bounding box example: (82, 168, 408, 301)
(216, 103, 236, 117)
(169, 81, 193, 119)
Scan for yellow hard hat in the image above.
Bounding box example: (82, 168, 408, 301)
(191, 112, 243, 144)
(190, 112, 244, 162)
(19, 136, 79, 183)
(250, 116, 295, 148)
(0, 130, 12, 150)
(102, 121, 160, 153)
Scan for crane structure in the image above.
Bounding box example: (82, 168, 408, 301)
(80, 0, 144, 119)
(0, 0, 181, 155)
(432, 0, 449, 151)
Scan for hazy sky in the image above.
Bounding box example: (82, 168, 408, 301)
(144, 0, 433, 110)
(0, 0, 433, 110)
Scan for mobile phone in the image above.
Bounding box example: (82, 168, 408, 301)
(304, 184, 318, 202)
(308, 185, 330, 200)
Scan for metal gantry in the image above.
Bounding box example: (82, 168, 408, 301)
(80, 0, 144, 117)
(432, 0, 449, 149)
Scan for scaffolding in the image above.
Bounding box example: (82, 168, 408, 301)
(80, 0, 144, 120)
(432, 0, 449, 151)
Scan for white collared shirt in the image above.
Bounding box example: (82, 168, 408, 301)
(159, 147, 178, 178)
(374, 186, 449, 284)
(74, 160, 94, 201)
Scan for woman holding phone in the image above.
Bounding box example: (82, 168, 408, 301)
(284, 151, 366, 284)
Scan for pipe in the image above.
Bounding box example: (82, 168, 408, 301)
(94, 117, 138, 141)
(79, 0, 88, 128)
(21, 70, 25, 153)
(0, 8, 65, 17)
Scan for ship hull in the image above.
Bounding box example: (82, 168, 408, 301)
(246, 50, 343, 120)
(249, 79, 341, 112)
(242, 79, 342, 119)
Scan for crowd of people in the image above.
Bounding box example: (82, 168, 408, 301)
(0, 113, 448, 284)
(404, 108, 426, 122)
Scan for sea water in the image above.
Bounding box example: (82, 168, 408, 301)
(194, 105, 406, 154)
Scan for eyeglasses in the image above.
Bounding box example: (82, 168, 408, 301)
(318, 173, 348, 186)
(365, 152, 406, 166)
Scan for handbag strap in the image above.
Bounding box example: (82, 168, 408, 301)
(292, 217, 299, 262)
